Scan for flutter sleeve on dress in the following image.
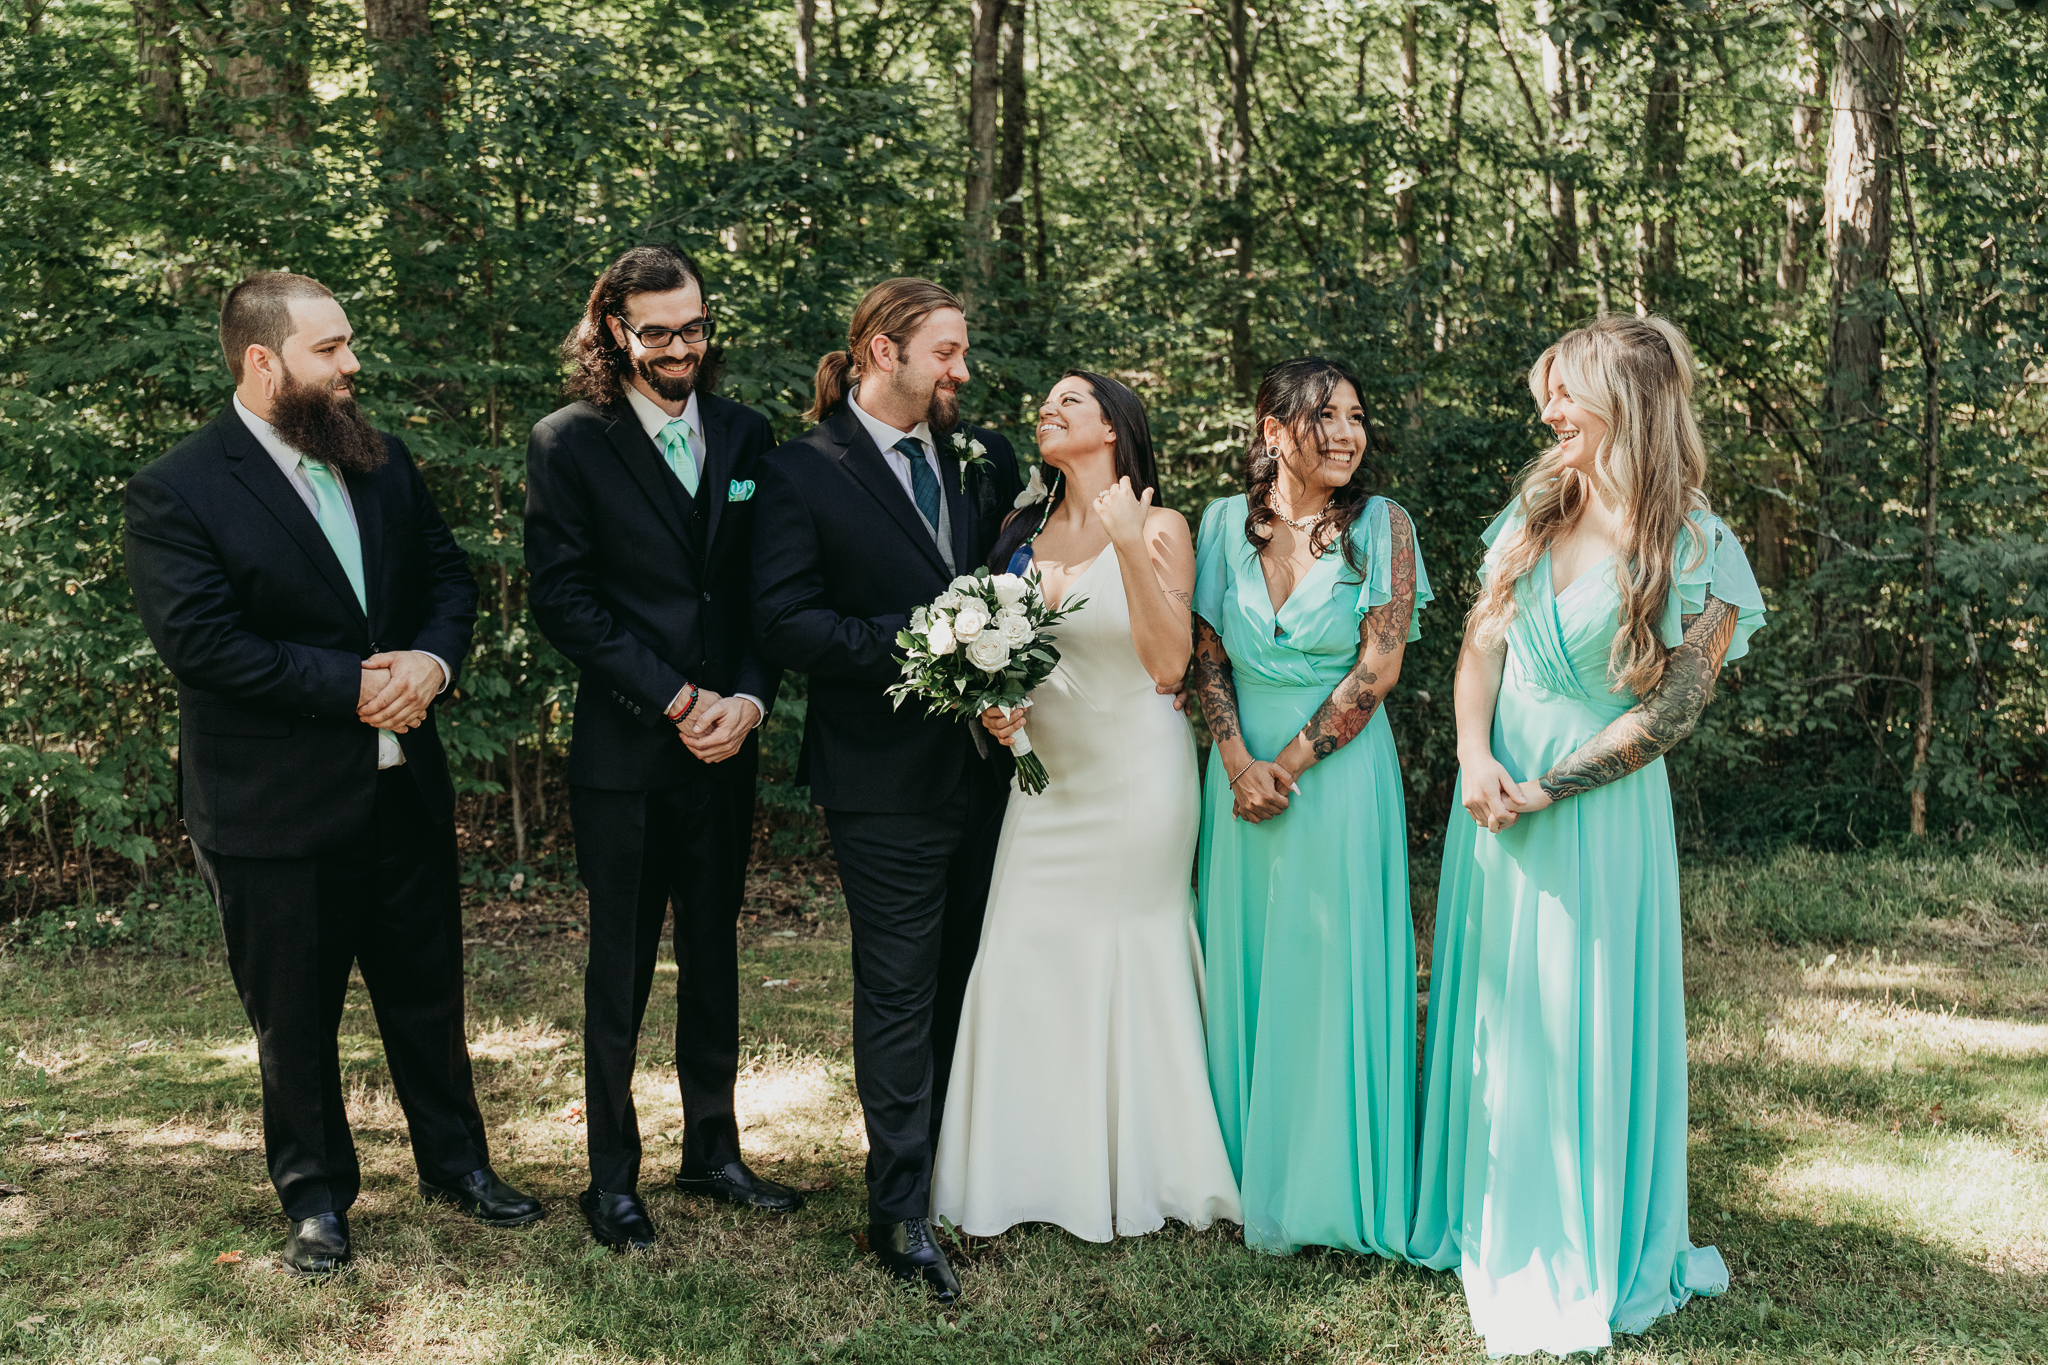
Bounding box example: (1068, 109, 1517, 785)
(1349, 497, 1434, 642)
(1475, 501, 1526, 591)
(1658, 511, 1767, 663)
(1193, 495, 1239, 627)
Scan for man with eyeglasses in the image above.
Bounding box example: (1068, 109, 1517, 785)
(526, 245, 800, 1250)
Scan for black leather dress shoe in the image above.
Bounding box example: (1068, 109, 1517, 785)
(282, 1212, 351, 1276)
(673, 1160, 806, 1213)
(868, 1217, 960, 1302)
(421, 1168, 544, 1227)
(579, 1188, 657, 1251)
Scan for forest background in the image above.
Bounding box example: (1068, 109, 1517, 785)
(1, 0, 2044, 940)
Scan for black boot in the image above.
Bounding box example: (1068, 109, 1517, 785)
(868, 1217, 960, 1302)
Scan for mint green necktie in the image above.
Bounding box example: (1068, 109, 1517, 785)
(300, 457, 397, 752)
(298, 457, 366, 611)
(657, 418, 699, 496)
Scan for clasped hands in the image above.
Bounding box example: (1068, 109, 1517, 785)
(672, 688, 760, 764)
(1460, 751, 1554, 834)
(358, 651, 442, 732)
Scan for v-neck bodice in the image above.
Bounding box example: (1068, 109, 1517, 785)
(1478, 501, 1769, 721)
(1194, 494, 1433, 692)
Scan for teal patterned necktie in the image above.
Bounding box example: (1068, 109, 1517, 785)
(896, 436, 940, 531)
(658, 417, 699, 496)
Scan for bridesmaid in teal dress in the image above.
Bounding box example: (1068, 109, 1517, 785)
(1411, 315, 1765, 1355)
(1191, 358, 1432, 1258)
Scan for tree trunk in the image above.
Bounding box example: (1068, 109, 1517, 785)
(963, 0, 1007, 304)
(794, 0, 816, 113)
(133, 0, 187, 139)
(1818, 5, 1901, 564)
(996, 0, 1027, 290)
(1640, 38, 1683, 302)
(1225, 0, 1254, 394)
(1537, 0, 1578, 273)
(364, 0, 427, 40)
(1776, 15, 1824, 297)
(1394, 7, 1419, 275)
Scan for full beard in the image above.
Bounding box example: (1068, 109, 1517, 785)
(270, 367, 387, 476)
(925, 383, 961, 436)
(635, 353, 698, 402)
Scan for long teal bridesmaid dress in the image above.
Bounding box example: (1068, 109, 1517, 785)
(1193, 494, 1433, 1258)
(1411, 505, 1766, 1356)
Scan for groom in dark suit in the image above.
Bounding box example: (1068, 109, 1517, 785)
(525, 245, 802, 1251)
(751, 278, 1021, 1300)
(124, 272, 540, 1276)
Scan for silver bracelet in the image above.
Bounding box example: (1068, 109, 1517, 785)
(1227, 757, 1258, 787)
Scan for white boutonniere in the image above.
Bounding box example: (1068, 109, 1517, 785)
(1013, 462, 1049, 510)
(950, 429, 990, 493)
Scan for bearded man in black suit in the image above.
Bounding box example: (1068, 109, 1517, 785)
(525, 245, 801, 1251)
(124, 272, 540, 1276)
(750, 278, 1021, 1300)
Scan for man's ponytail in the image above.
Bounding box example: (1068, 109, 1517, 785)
(807, 350, 857, 423)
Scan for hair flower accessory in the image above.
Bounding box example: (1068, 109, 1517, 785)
(950, 429, 991, 492)
(1013, 463, 1049, 510)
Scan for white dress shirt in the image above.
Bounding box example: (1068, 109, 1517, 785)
(847, 387, 943, 508)
(232, 395, 449, 768)
(624, 385, 765, 728)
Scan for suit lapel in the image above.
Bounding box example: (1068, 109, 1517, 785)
(219, 408, 368, 627)
(699, 397, 735, 555)
(830, 408, 953, 580)
(938, 437, 977, 577)
(599, 402, 694, 550)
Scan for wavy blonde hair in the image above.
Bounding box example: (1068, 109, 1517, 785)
(1471, 313, 1712, 697)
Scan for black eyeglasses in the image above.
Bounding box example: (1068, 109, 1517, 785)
(614, 315, 717, 348)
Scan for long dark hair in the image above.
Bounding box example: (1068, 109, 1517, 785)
(988, 369, 1160, 571)
(1243, 356, 1378, 580)
(562, 245, 719, 407)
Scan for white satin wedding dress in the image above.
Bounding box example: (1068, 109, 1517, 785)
(931, 543, 1242, 1241)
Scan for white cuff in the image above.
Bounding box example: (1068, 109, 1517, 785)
(417, 651, 452, 695)
(733, 693, 765, 726)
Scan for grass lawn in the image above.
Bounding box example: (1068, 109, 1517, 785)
(1, 845, 2044, 1364)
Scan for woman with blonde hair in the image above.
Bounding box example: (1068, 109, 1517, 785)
(1410, 314, 1764, 1354)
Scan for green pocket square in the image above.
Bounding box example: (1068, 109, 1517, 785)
(728, 479, 756, 502)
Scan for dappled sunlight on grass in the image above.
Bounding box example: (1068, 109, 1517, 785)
(2, 852, 2044, 1360)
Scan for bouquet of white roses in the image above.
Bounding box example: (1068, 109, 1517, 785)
(887, 566, 1084, 794)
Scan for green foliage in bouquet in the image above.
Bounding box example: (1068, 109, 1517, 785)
(887, 568, 1084, 794)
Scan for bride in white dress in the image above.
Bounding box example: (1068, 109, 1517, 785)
(931, 370, 1241, 1241)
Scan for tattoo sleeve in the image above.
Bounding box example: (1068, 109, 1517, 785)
(1537, 595, 1741, 801)
(1296, 506, 1418, 762)
(1191, 615, 1243, 745)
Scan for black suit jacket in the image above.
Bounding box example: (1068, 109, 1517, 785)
(750, 404, 1021, 813)
(124, 405, 478, 859)
(525, 392, 778, 791)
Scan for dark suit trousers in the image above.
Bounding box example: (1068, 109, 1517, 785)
(824, 760, 1008, 1223)
(194, 767, 487, 1221)
(573, 762, 753, 1193)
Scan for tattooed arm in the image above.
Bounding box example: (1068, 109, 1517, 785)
(1193, 614, 1292, 821)
(1270, 505, 1419, 779)
(1516, 595, 1740, 810)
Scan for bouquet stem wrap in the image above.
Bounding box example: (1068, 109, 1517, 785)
(998, 704, 1049, 795)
